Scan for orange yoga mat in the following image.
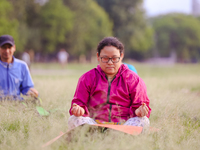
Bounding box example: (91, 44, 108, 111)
(93, 124, 143, 135)
(42, 124, 158, 148)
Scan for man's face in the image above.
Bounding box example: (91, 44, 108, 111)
(97, 46, 124, 77)
(0, 44, 16, 63)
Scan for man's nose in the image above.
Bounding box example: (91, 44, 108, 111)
(107, 58, 113, 64)
(5, 48, 10, 52)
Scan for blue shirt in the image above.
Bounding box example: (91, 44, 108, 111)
(0, 57, 34, 99)
(123, 63, 138, 74)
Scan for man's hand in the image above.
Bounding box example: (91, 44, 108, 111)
(135, 103, 149, 117)
(27, 88, 39, 98)
(71, 103, 85, 117)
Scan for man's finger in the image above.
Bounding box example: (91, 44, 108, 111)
(72, 107, 77, 113)
(73, 103, 77, 107)
(139, 108, 143, 117)
(77, 108, 81, 116)
(144, 105, 149, 113)
(71, 107, 75, 114)
(142, 105, 149, 115)
(142, 103, 146, 106)
(74, 107, 79, 115)
(29, 88, 39, 97)
(80, 108, 85, 116)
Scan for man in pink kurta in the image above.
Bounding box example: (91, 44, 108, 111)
(68, 37, 151, 130)
(69, 64, 151, 123)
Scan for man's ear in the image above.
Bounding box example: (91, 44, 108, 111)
(121, 52, 124, 60)
(97, 52, 100, 62)
(13, 45, 16, 52)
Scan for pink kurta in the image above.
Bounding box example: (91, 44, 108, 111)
(69, 64, 151, 122)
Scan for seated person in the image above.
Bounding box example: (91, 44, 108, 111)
(68, 37, 151, 130)
(0, 35, 38, 100)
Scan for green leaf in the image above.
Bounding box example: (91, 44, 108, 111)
(36, 106, 50, 116)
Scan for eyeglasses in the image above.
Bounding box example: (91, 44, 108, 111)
(100, 56, 121, 63)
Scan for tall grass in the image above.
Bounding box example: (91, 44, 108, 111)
(0, 63, 199, 150)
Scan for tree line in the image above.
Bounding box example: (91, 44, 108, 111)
(0, 0, 200, 62)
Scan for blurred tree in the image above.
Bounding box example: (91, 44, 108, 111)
(7, 0, 42, 52)
(152, 13, 200, 62)
(0, 0, 19, 50)
(63, 0, 113, 61)
(2, 0, 154, 61)
(24, 0, 43, 52)
(39, 0, 73, 53)
(95, 0, 154, 60)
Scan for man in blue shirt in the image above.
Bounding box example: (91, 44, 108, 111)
(0, 35, 38, 100)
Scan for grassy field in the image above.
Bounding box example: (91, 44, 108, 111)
(0, 62, 200, 150)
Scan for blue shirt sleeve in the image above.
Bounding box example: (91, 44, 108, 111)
(20, 63, 34, 95)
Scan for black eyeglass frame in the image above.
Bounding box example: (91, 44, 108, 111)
(100, 56, 121, 63)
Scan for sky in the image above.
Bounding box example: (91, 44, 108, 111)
(143, 0, 192, 16)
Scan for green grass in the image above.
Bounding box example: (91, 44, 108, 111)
(0, 62, 200, 150)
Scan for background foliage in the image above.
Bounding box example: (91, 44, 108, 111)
(152, 14, 200, 62)
(0, 0, 200, 62)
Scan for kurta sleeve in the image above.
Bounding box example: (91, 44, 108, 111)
(129, 76, 151, 118)
(69, 73, 91, 117)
